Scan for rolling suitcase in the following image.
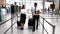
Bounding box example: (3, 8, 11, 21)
(28, 18, 33, 26)
(17, 21, 21, 26)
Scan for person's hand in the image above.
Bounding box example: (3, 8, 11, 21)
(39, 12, 41, 14)
(32, 11, 34, 16)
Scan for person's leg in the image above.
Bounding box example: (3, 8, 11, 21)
(33, 19, 35, 32)
(36, 19, 38, 29)
(22, 23, 24, 28)
(33, 15, 36, 32)
(36, 15, 39, 29)
(20, 14, 24, 30)
(20, 23, 23, 29)
(52, 9, 54, 14)
(22, 14, 26, 29)
(21, 14, 26, 30)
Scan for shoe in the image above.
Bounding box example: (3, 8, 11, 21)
(32, 30, 35, 32)
(36, 27, 38, 30)
(21, 28, 24, 30)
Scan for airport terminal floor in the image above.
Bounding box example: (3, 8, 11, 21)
(0, 1, 60, 34)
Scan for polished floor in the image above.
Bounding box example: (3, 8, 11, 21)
(0, 10, 60, 34)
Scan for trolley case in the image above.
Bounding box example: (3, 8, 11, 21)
(17, 21, 21, 26)
(28, 18, 33, 26)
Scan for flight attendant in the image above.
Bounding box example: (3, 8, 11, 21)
(32, 3, 40, 32)
(20, 5, 26, 30)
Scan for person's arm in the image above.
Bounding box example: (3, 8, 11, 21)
(37, 10, 41, 15)
(31, 7, 35, 17)
(32, 11, 34, 16)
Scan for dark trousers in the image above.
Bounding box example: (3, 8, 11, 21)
(33, 15, 39, 31)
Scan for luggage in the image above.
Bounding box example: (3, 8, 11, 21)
(17, 21, 21, 26)
(28, 18, 33, 26)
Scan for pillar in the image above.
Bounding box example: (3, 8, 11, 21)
(59, 0, 60, 10)
(55, 0, 59, 14)
(0, 6, 2, 21)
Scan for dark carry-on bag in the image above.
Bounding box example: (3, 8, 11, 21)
(17, 21, 21, 26)
(28, 18, 33, 26)
(17, 17, 21, 26)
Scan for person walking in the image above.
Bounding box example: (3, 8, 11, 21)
(20, 5, 26, 30)
(32, 2, 40, 32)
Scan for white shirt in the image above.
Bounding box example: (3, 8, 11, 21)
(33, 7, 39, 11)
(21, 9, 26, 14)
(32, 7, 39, 15)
